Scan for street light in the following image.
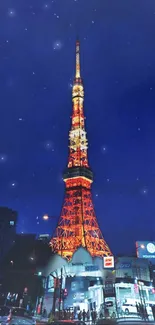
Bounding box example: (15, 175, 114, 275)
(136, 243, 145, 257)
(42, 215, 57, 221)
(42, 215, 49, 221)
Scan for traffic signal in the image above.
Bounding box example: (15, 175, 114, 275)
(61, 288, 68, 299)
(54, 278, 60, 288)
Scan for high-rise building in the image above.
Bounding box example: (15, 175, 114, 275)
(50, 41, 112, 260)
(0, 207, 17, 262)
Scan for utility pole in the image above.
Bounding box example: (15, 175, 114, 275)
(59, 268, 63, 320)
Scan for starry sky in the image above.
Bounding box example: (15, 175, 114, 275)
(0, 0, 155, 255)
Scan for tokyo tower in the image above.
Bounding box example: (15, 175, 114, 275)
(50, 41, 112, 260)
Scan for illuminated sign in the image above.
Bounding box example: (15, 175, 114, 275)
(136, 241, 155, 264)
(104, 256, 114, 268)
(119, 262, 131, 269)
(85, 265, 99, 272)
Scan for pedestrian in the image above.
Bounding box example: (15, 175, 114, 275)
(64, 309, 67, 319)
(87, 310, 90, 322)
(152, 305, 155, 321)
(78, 311, 82, 321)
(91, 310, 94, 323)
(43, 308, 47, 318)
(94, 309, 97, 323)
(136, 302, 140, 317)
(82, 309, 86, 322)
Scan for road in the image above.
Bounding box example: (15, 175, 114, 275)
(36, 318, 155, 325)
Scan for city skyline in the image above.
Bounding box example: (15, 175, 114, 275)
(0, 0, 155, 255)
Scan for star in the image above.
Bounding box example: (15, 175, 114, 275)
(107, 178, 110, 182)
(92, 20, 95, 24)
(24, 28, 28, 31)
(53, 41, 62, 50)
(18, 117, 24, 121)
(101, 146, 107, 153)
(138, 127, 141, 131)
(32, 71, 35, 75)
(11, 182, 16, 188)
(95, 193, 98, 197)
(141, 187, 148, 195)
(0, 154, 7, 163)
(8, 9, 16, 17)
(44, 4, 49, 9)
(44, 140, 54, 151)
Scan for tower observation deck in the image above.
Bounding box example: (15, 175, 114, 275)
(50, 41, 112, 260)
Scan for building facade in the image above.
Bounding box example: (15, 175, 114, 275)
(0, 207, 17, 262)
(42, 253, 155, 319)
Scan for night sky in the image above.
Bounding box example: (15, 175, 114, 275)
(0, 0, 155, 255)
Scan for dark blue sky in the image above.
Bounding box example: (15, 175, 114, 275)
(0, 0, 155, 255)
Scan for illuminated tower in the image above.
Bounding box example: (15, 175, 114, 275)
(50, 41, 112, 260)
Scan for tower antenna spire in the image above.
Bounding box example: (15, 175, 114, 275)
(75, 40, 80, 78)
(50, 41, 112, 261)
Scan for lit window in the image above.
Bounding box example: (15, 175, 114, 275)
(10, 221, 14, 226)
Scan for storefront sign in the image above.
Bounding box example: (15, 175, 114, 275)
(85, 265, 99, 272)
(104, 256, 114, 268)
(119, 262, 131, 269)
(104, 280, 115, 297)
(136, 241, 155, 263)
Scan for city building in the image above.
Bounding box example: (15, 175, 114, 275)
(114, 256, 154, 316)
(136, 241, 155, 289)
(38, 234, 50, 243)
(1, 233, 51, 309)
(42, 248, 104, 315)
(0, 207, 17, 262)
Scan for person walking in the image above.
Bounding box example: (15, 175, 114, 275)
(91, 310, 94, 324)
(87, 310, 90, 322)
(82, 310, 86, 322)
(78, 311, 82, 321)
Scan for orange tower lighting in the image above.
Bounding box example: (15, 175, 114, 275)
(50, 41, 112, 260)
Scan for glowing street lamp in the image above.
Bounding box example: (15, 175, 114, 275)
(42, 215, 57, 221)
(43, 214, 49, 221)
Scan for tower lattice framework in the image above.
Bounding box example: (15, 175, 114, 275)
(50, 41, 112, 260)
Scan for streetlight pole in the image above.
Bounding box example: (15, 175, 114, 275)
(59, 268, 63, 320)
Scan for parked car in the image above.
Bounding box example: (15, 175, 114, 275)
(10, 307, 36, 325)
(121, 302, 152, 316)
(0, 305, 11, 324)
(0, 306, 36, 325)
